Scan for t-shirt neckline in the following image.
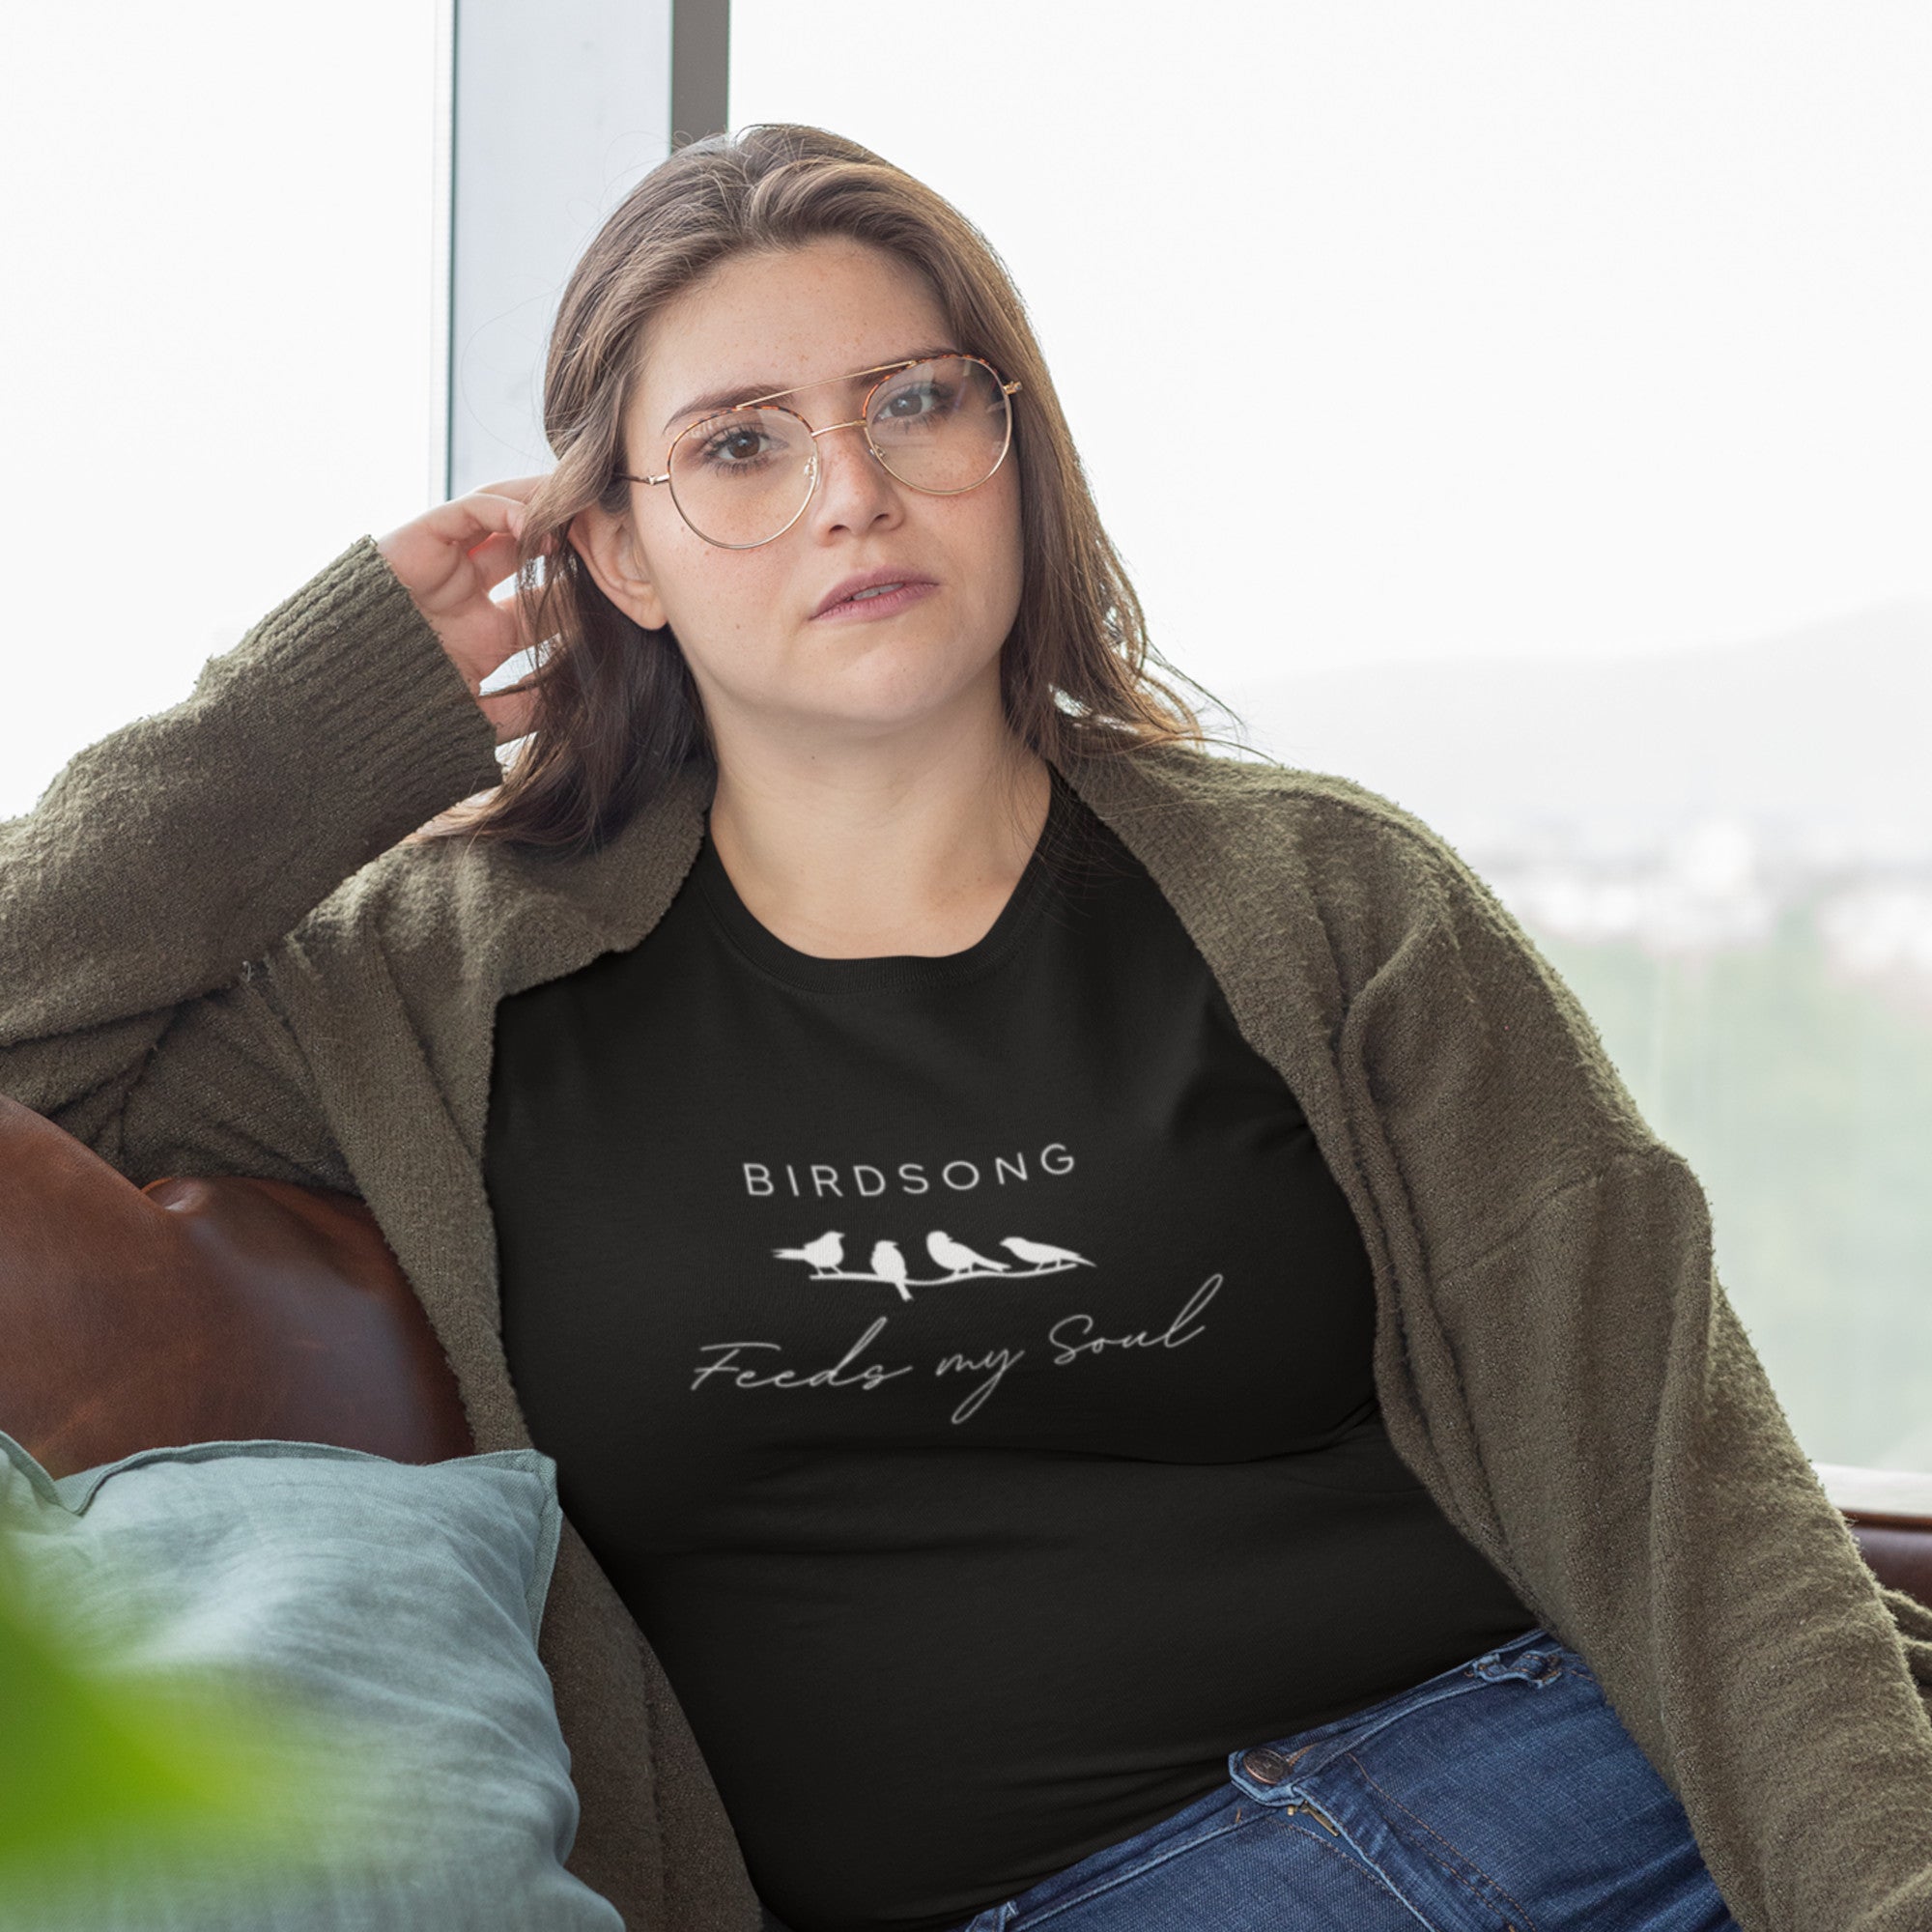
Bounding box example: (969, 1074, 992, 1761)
(692, 767, 1073, 996)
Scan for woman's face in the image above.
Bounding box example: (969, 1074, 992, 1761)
(571, 235, 1025, 760)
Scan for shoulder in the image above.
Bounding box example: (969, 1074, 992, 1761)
(1070, 735, 1490, 936)
(268, 812, 538, 989)
(1107, 741, 1641, 1112)
(1075, 733, 1463, 842)
(269, 773, 708, 1008)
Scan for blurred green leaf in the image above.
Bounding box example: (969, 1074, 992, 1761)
(0, 1524, 425, 1920)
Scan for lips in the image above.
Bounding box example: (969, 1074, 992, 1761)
(812, 566, 935, 617)
(810, 581, 938, 625)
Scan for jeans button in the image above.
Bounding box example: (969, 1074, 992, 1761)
(1240, 1747, 1292, 1785)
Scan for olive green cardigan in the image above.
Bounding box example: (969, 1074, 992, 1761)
(6, 535, 1931, 1932)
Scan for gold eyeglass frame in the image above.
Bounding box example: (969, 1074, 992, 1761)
(614, 351, 1023, 550)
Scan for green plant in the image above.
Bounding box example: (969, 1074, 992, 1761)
(0, 1528, 419, 1921)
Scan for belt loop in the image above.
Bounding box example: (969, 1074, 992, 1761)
(1471, 1645, 1564, 1687)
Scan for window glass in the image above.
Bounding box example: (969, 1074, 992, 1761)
(4, 0, 441, 813)
(733, 3, 1932, 1468)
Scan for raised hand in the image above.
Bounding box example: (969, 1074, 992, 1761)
(374, 476, 553, 746)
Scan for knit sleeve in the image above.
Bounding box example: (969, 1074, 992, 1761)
(1330, 810, 1932, 1932)
(0, 536, 505, 1190)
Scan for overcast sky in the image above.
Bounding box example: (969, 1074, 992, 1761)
(5, 3, 1927, 815)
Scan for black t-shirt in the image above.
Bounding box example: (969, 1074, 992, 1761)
(486, 765, 1538, 1932)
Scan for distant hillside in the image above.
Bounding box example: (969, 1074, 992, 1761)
(1218, 598, 1932, 864)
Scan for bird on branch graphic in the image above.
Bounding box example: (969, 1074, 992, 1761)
(926, 1231, 1010, 1275)
(771, 1227, 1094, 1300)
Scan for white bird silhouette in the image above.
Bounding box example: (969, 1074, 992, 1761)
(998, 1236, 1094, 1270)
(869, 1238, 913, 1302)
(926, 1231, 1012, 1275)
(773, 1231, 845, 1271)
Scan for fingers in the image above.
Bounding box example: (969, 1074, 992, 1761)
(467, 527, 525, 584)
(472, 477, 551, 544)
(424, 480, 546, 558)
(470, 521, 560, 578)
(474, 475, 549, 500)
(377, 478, 554, 584)
(464, 496, 533, 548)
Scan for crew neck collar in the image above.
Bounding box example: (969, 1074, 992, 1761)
(691, 766, 1074, 996)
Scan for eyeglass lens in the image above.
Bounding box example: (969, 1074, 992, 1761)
(666, 355, 1012, 547)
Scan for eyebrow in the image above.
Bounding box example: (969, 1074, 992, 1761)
(661, 345, 959, 436)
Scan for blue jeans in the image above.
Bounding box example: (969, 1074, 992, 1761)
(758, 1624, 1740, 1931)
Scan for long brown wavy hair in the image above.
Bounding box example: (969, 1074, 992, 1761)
(411, 122, 1256, 856)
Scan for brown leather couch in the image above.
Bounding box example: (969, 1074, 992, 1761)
(4, 1090, 1929, 1617)
(0, 1091, 471, 1478)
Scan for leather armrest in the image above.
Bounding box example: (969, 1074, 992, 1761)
(1846, 1519, 1932, 1616)
(0, 1092, 473, 1478)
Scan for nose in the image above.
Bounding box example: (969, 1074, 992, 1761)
(805, 414, 899, 528)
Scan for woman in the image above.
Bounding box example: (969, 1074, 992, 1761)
(5, 123, 1930, 1932)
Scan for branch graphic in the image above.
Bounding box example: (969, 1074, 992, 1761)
(770, 1230, 1095, 1301)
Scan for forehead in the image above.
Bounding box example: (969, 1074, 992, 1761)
(635, 239, 952, 432)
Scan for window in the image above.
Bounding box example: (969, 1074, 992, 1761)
(732, 2, 1932, 1467)
(4, 2, 445, 808)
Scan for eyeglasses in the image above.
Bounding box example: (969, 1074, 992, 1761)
(614, 352, 1022, 550)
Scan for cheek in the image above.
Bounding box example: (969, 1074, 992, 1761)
(935, 503, 1022, 649)
(952, 465, 1023, 588)
(666, 550, 797, 646)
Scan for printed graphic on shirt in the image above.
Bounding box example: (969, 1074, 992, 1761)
(770, 1227, 1093, 1296)
(692, 1135, 1223, 1425)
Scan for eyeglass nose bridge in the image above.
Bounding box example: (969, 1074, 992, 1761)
(789, 404, 1016, 541)
(803, 412, 887, 478)
(794, 412, 900, 507)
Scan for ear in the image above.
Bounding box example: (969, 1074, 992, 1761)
(568, 502, 669, 633)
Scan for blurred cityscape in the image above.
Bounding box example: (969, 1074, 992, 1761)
(1224, 597, 1932, 1472)
(1480, 821, 1932, 1025)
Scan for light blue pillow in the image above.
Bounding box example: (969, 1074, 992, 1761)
(0, 1427, 623, 1930)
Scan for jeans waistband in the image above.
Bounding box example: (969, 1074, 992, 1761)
(952, 1623, 1564, 1931)
(761, 1624, 1574, 1932)
(1224, 1623, 1573, 1808)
